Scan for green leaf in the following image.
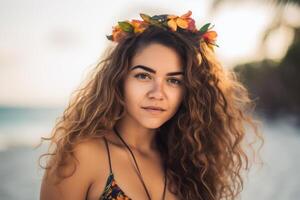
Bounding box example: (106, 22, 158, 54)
(162, 21, 168, 26)
(118, 21, 133, 33)
(149, 19, 161, 25)
(199, 23, 211, 34)
(207, 41, 220, 48)
(106, 35, 113, 40)
(152, 14, 168, 22)
(141, 13, 165, 29)
(149, 18, 165, 28)
(140, 13, 151, 22)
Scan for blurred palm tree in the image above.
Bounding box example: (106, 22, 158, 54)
(209, 0, 300, 123)
(234, 27, 300, 120)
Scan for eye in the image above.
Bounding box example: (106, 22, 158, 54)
(168, 78, 182, 85)
(134, 73, 152, 80)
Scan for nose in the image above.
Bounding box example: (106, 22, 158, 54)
(147, 78, 165, 100)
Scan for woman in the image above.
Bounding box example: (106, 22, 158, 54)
(39, 11, 263, 200)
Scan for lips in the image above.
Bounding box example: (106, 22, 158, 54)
(142, 106, 166, 111)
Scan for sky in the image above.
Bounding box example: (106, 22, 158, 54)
(0, 0, 299, 107)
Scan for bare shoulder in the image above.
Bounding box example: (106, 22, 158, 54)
(74, 137, 107, 165)
(40, 137, 108, 200)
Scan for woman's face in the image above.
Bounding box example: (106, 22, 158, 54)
(123, 43, 185, 129)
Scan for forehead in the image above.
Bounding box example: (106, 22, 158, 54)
(130, 43, 183, 72)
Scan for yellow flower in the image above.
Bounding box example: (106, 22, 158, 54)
(167, 18, 177, 31)
(167, 10, 196, 31)
(176, 18, 188, 29)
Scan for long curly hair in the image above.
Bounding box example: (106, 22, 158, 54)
(39, 26, 263, 200)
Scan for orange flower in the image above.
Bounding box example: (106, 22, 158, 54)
(107, 11, 219, 51)
(201, 31, 218, 51)
(130, 19, 148, 33)
(202, 31, 217, 43)
(167, 10, 196, 31)
(112, 25, 127, 42)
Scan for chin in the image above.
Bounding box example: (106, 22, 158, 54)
(139, 120, 166, 130)
(143, 123, 163, 130)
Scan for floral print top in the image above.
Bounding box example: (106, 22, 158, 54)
(99, 138, 132, 200)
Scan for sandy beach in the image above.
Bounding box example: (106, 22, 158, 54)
(0, 118, 300, 200)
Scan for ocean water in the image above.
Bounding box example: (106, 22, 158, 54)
(0, 107, 63, 151)
(0, 107, 299, 200)
(0, 107, 63, 200)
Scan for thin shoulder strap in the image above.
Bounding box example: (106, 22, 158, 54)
(113, 126, 152, 200)
(103, 137, 113, 173)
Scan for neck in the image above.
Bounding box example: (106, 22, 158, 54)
(113, 117, 159, 153)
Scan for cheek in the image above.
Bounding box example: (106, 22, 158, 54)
(123, 79, 143, 105)
(168, 88, 185, 109)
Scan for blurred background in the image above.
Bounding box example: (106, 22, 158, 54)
(0, 0, 299, 199)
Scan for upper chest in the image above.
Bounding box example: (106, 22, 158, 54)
(87, 142, 178, 200)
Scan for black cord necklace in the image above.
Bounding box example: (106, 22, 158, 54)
(113, 126, 167, 200)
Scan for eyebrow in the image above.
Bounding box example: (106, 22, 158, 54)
(130, 65, 184, 76)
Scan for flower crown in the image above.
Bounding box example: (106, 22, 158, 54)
(106, 10, 219, 50)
